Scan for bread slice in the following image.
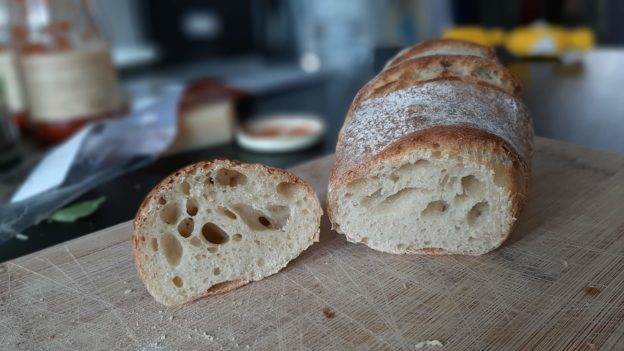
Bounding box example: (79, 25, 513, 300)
(385, 38, 497, 69)
(329, 78, 532, 256)
(328, 126, 529, 256)
(132, 160, 322, 305)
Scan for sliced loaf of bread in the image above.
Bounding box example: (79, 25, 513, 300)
(133, 160, 322, 305)
(329, 40, 533, 256)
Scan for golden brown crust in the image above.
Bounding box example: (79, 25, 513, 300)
(346, 56, 521, 124)
(132, 159, 321, 304)
(205, 280, 249, 295)
(386, 38, 497, 68)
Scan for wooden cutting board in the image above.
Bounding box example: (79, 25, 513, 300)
(2, 137, 624, 351)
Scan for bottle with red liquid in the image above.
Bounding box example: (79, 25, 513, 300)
(10, 0, 125, 143)
(0, 1, 28, 130)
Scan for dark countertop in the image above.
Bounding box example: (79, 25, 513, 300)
(1, 48, 624, 262)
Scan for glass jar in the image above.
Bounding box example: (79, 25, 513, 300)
(0, 0, 27, 129)
(9, 0, 125, 143)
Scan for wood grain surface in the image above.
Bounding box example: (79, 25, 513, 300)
(2, 137, 624, 350)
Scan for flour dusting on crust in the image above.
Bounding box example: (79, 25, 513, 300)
(335, 80, 533, 178)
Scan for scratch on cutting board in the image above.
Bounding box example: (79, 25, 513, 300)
(65, 245, 140, 346)
(276, 273, 286, 351)
(283, 274, 389, 348)
(329, 251, 410, 351)
(302, 260, 344, 289)
(7, 266, 12, 300)
(38, 257, 83, 291)
(451, 257, 514, 322)
(564, 244, 624, 259)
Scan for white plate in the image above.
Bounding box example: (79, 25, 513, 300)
(236, 113, 325, 153)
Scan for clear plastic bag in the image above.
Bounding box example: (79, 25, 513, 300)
(0, 85, 182, 244)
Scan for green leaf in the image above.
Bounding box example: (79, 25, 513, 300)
(50, 197, 107, 223)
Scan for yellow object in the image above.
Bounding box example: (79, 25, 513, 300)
(504, 24, 595, 57)
(442, 26, 506, 47)
(486, 28, 506, 46)
(442, 26, 491, 46)
(567, 27, 595, 51)
(504, 25, 566, 56)
(442, 24, 595, 56)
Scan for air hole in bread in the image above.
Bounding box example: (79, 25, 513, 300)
(177, 217, 194, 238)
(218, 207, 237, 219)
(190, 237, 201, 247)
(345, 179, 366, 193)
(397, 244, 405, 251)
(232, 204, 288, 231)
(378, 187, 420, 209)
(207, 246, 218, 253)
(186, 198, 199, 216)
(461, 175, 482, 195)
(161, 233, 182, 267)
(468, 201, 490, 225)
(267, 205, 290, 226)
(360, 237, 369, 244)
(361, 189, 382, 207)
(158, 196, 167, 205)
(160, 203, 179, 225)
(150, 238, 158, 251)
(422, 200, 449, 216)
(432, 150, 441, 158)
(454, 193, 469, 204)
(389, 159, 429, 182)
(257, 258, 265, 267)
(202, 222, 230, 244)
(233, 234, 242, 241)
(215, 168, 247, 187)
(277, 182, 297, 198)
(258, 217, 271, 227)
(213, 267, 221, 276)
(172, 276, 183, 288)
(493, 166, 507, 187)
(180, 181, 190, 195)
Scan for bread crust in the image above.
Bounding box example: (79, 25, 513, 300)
(347, 55, 521, 125)
(385, 38, 497, 68)
(328, 40, 532, 255)
(133, 159, 321, 304)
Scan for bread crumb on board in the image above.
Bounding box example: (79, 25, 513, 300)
(322, 307, 335, 318)
(415, 340, 444, 348)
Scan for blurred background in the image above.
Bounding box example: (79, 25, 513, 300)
(1, 0, 623, 261)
